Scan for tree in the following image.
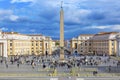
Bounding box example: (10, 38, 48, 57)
(55, 42, 59, 46)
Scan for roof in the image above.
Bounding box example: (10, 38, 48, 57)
(92, 32, 118, 40)
(96, 32, 118, 35)
(116, 33, 120, 39)
(2, 31, 43, 36)
(79, 34, 94, 36)
(2, 32, 28, 36)
(28, 34, 43, 36)
(2, 32, 18, 34)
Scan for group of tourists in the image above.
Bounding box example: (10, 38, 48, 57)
(0, 55, 119, 73)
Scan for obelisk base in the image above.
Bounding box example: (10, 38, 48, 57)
(60, 48, 64, 61)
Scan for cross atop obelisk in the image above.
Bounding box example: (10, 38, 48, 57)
(60, 1, 64, 61)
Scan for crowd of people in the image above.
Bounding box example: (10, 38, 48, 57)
(0, 54, 120, 74)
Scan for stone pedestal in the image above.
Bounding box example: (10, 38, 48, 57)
(60, 48, 64, 60)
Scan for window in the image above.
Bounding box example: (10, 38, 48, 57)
(89, 43, 91, 46)
(74, 43, 77, 49)
(10, 52, 12, 54)
(112, 41, 114, 46)
(40, 43, 42, 46)
(46, 43, 48, 48)
(85, 43, 87, 46)
(10, 43, 12, 46)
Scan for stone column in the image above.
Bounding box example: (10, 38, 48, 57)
(0, 40, 7, 58)
(118, 40, 120, 56)
(3, 41, 7, 58)
(2, 43, 3, 57)
(0, 43, 2, 56)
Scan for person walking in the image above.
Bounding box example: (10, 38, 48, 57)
(43, 63, 46, 69)
(5, 60, 8, 68)
(108, 65, 111, 72)
(0, 60, 3, 64)
(17, 61, 19, 68)
(6, 63, 8, 68)
(31, 60, 35, 69)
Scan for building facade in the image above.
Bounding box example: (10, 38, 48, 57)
(70, 34, 93, 54)
(0, 30, 55, 57)
(116, 33, 120, 56)
(71, 32, 119, 56)
(0, 31, 7, 57)
(91, 32, 118, 56)
(3, 32, 31, 56)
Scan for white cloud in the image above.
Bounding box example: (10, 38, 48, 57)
(84, 25, 120, 31)
(45, 0, 91, 24)
(90, 26, 109, 29)
(112, 25, 120, 30)
(30, 29, 36, 32)
(0, 10, 12, 15)
(65, 25, 120, 33)
(65, 9, 91, 23)
(0, 27, 8, 31)
(9, 15, 19, 21)
(0, 9, 19, 21)
(11, 0, 36, 3)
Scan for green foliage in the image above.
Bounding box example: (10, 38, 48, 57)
(55, 42, 59, 46)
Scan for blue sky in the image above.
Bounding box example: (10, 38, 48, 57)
(0, 0, 120, 40)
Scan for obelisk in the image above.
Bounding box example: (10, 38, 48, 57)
(60, 1, 64, 60)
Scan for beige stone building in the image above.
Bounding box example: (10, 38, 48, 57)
(116, 33, 120, 56)
(70, 34, 93, 54)
(42, 36, 53, 55)
(30, 34, 45, 55)
(2, 32, 31, 56)
(71, 32, 119, 56)
(0, 30, 7, 57)
(0, 30, 55, 57)
(91, 32, 118, 56)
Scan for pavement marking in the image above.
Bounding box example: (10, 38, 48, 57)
(50, 78, 58, 80)
(76, 78, 84, 80)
